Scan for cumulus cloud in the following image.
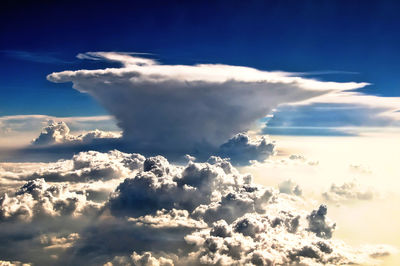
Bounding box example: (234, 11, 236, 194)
(105, 252, 174, 266)
(217, 133, 274, 165)
(247, 153, 319, 170)
(179, 209, 353, 265)
(28, 123, 273, 165)
(0, 114, 117, 145)
(0, 151, 394, 265)
(0, 260, 32, 266)
(306, 204, 336, 239)
(278, 179, 302, 196)
(0, 150, 145, 202)
(0, 116, 123, 162)
(32, 121, 121, 146)
(322, 180, 375, 204)
(107, 155, 262, 218)
(47, 52, 367, 158)
(78, 153, 393, 265)
(0, 178, 100, 222)
(40, 233, 80, 251)
(127, 209, 207, 230)
(289, 154, 306, 161)
(106, 208, 391, 265)
(1, 120, 125, 162)
(0, 150, 144, 183)
(288, 154, 319, 166)
(349, 163, 372, 174)
(0, 150, 144, 265)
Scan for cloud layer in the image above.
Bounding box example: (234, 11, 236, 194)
(0, 151, 394, 265)
(265, 93, 400, 136)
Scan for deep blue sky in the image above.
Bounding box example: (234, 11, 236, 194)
(1, 0, 399, 117)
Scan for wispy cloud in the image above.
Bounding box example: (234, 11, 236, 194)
(293, 70, 360, 76)
(1, 50, 74, 64)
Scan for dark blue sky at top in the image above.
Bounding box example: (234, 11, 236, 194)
(1, 0, 399, 117)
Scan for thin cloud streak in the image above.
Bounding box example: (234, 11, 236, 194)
(1, 50, 75, 64)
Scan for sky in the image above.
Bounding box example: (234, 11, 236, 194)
(1, 1, 400, 265)
(1, 0, 400, 117)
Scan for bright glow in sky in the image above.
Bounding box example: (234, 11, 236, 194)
(244, 133, 400, 265)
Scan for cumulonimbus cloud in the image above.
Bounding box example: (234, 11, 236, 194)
(47, 52, 368, 158)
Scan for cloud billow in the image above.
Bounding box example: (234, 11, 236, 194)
(217, 133, 275, 165)
(32, 120, 121, 146)
(0, 151, 394, 265)
(8, 121, 125, 162)
(322, 180, 375, 204)
(0, 178, 100, 222)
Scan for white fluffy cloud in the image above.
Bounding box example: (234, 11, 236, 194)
(0, 150, 144, 183)
(0, 178, 100, 222)
(10, 117, 274, 166)
(81, 153, 394, 265)
(32, 121, 121, 146)
(104, 252, 174, 266)
(217, 133, 275, 165)
(0, 115, 117, 145)
(322, 180, 375, 204)
(0, 150, 145, 204)
(278, 179, 302, 196)
(0, 260, 32, 266)
(349, 163, 372, 174)
(47, 52, 367, 158)
(0, 151, 395, 265)
(0, 117, 124, 162)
